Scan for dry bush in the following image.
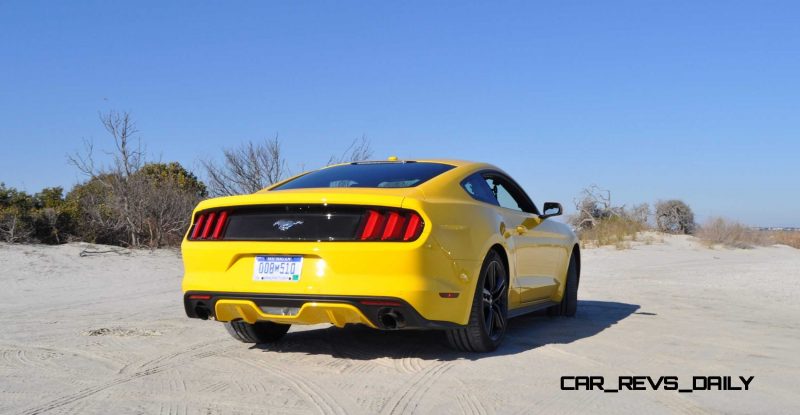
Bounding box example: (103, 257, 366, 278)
(767, 231, 800, 249)
(570, 185, 618, 231)
(67, 165, 204, 248)
(0, 210, 33, 243)
(628, 203, 651, 227)
(130, 163, 206, 247)
(696, 217, 767, 249)
(578, 215, 646, 248)
(69, 111, 146, 245)
(0, 184, 34, 243)
(203, 135, 374, 196)
(569, 185, 650, 249)
(327, 135, 374, 165)
(202, 136, 288, 196)
(68, 111, 205, 247)
(663, 216, 799, 250)
(655, 199, 695, 234)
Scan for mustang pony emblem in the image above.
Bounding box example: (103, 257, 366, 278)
(273, 220, 304, 231)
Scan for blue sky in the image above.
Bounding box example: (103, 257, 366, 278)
(1, 1, 798, 226)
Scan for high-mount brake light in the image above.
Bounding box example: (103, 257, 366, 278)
(358, 209, 423, 242)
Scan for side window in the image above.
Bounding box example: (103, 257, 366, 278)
(485, 178, 525, 211)
(461, 174, 499, 206)
(484, 174, 538, 214)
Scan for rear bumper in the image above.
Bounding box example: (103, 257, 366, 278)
(184, 292, 462, 330)
(181, 237, 482, 325)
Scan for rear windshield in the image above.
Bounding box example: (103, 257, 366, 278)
(272, 162, 455, 190)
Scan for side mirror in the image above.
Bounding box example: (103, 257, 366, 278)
(540, 202, 563, 219)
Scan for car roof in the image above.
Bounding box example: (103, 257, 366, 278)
(328, 159, 481, 168)
(263, 159, 506, 192)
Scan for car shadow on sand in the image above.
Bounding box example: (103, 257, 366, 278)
(250, 300, 640, 361)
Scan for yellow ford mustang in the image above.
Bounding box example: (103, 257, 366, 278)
(182, 159, 580, 352)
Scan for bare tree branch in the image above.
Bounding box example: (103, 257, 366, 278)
(202, 136, 288, 196)
(67, 138, 98, 178)
(67, 110, 202, 248)
(100, 110, 143, 177)
(327, 135, 373, 165)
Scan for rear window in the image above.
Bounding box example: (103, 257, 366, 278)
(272, 162, 455, 190)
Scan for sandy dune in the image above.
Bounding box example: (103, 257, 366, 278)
(1, 236, 798, 414)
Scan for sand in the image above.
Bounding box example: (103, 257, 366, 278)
(1, 235, 798, 414)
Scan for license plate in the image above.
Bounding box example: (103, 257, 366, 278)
(253, 256, 303, 282)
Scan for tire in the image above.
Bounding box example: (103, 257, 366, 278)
(446, 250, 509, 352)
(224, 320, 291, 343)
(548, 253, 578, 317)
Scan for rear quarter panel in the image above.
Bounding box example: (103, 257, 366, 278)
(410, 163, 579, 306)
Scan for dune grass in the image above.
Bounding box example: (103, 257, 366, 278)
(696, 217, 800, 249)
(695, 218, 766, 249)
(577, 216, 646, 249)
(768, 230, 800, 249)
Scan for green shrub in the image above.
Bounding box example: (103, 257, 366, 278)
(0, 184, 77, 244)
(136, 162, 207, 197)
(31, 187, 76, 244)
(66, 175, 125, 245)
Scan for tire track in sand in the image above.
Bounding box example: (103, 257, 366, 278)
(455, 390, 493, 415)
(242, 356, 352, 415)
(380, 361, 454, 415)
(17, 340, 228, 415)
(128, 339, 227, 372)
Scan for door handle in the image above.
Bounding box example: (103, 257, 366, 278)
(516, 225, 527, 234)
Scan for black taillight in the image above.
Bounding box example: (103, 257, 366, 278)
(189, 210, 230, 240)
(358, 209, 424, 241)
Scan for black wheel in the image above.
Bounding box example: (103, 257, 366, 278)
(224, 320, 291, 343)
(548, 253, 578, 317)
(446, 250, 508, 352)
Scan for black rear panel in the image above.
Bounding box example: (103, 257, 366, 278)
(222, 205, 364, 241)
(188, 204, 424, 242)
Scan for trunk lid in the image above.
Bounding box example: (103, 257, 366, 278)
(195, 187, 416, 211)
(188, 187, 425, 242)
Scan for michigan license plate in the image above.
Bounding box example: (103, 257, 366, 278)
(253, 256, 303, 282)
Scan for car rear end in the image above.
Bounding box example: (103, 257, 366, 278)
(181, 162, 480, 330)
